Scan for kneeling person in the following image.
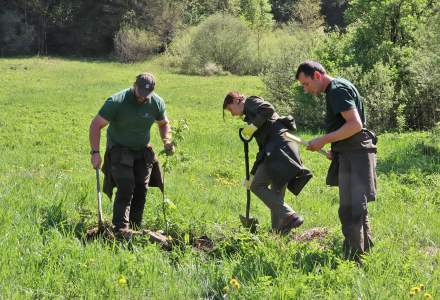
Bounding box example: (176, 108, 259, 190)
(223, 91, 312, 234)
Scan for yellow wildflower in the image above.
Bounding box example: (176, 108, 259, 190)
(409, 291, 416, 296)
(229, 278, 240, 289)
(419, 284, 425, 290)
(423, 293, 432, 299)
(118, 275, 128, 286)
(223, 286, 229, 293)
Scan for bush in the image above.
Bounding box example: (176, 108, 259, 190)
(202, 62, 230, 76)
(339, 63, 399, 133)
(260, 27, 326, 129)
(113, 27, 160, 63)
(190, 13, 255, 75)
(402, 5, 440, 130)
(163, 27, 195, 68)
(166, 14, 255, 75)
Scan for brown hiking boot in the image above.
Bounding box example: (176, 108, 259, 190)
(279, 213, 304, 235)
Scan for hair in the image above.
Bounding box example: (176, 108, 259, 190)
(222, 91, 245, 120)
(295, 60, 326, 79)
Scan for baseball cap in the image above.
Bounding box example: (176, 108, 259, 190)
(135, 72, 155, 97)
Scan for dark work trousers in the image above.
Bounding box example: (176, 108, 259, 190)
(338, 150, 375, 261)
(110, 148, 153, 230)
(250, 162, 295, 230)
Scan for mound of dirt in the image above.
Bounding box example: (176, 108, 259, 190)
(84, 223, 216, 253)
(85, 223, 171, 250)
(291, 227, 329, 242)
(192, 235, 214, 252)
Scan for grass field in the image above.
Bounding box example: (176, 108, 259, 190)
(0, 57, 439, 299)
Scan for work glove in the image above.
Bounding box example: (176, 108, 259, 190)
(241, 124, 257, 139)
(242, 175, 254, 190)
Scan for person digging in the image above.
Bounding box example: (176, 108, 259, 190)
(89, 72, 174, 240)
(223, 91, 313, 235)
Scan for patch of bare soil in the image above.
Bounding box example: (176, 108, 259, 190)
(424, 246, 440, 257)
(291, 227, 329, 242)
(85, 223, 171, 249)
(84, 223, 214, 252)
(192, 235, 214, 252)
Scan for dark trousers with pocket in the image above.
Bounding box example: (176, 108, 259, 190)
(110, 147, 153, 230)
(250, 162, 295, 230)
(338, 150, 376, 261)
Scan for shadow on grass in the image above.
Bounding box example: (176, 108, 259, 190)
(378, 141, 440, 176)
(39, 200, 90, 238)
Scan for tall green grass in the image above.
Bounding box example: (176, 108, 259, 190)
(0, 57, 438, 299)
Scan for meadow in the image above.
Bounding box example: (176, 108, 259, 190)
(0, 57, 439, 299)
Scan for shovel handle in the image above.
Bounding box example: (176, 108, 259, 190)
(239, 128, 252, 220)
(285, 132, 328, 157)
(95, 168, 103, 227)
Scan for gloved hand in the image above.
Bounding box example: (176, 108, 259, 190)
(242, 175, 254, 190)
(241, 124, 257, 139)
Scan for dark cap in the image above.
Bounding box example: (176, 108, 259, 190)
(135, 72, 155, 97)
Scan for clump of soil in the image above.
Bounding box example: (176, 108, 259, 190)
(192, 235, 214, 252)
(84, 223, 214, 252)
(291, 227, 329, 242)
(425, 246, 439, 257)
(85, 222, 115, 240)
(85, 223, 171, 249)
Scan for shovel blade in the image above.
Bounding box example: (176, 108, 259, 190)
(239, 214, 259, 233)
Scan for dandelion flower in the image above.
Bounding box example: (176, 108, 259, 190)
(223, 286, 229, 293)
(229, 278, 240, 289)
(409, 291, 416, 297)
(419, 284, 425, 290)
(423, 293, 432, 299)
(414, 287, 421, 293)
(118, 275, 128, 286)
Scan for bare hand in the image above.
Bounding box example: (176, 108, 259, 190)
(164, 142, 175, 155)
(306, 137, 326, 152)
(91, 153, 102, 169)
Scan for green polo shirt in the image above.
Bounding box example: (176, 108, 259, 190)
(324, 78, 366, 133)
(98, 88, 166, 150)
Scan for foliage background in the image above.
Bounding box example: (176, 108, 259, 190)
(0, 57, 439, 299)
(0, 1, 439, 297)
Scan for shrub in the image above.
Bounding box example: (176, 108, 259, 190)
(260, 27, 326, 129)
(165, 14, 256, 75)
(113, 27, 160, 63)
(190, 14, 255, 75)
(402, 6, 440, 130)
(339, 63, 399, 133)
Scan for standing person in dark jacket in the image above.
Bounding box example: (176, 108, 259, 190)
(295, 61, 377, 262)
(223, 91, 313, 234)
(89, 72, 174, 238)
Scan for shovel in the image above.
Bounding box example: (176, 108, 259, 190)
(284, 132, 328, 157)
(95, 168, 104, 230)
(238, 128, 259, 233)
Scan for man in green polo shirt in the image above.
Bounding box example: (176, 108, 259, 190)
(295, 61, 377, 262)
(89, 72, 174, 236)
